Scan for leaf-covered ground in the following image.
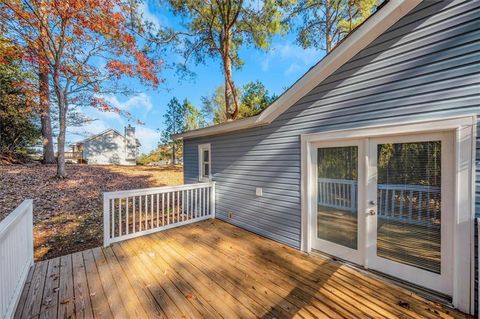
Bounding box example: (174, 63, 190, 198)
(0, 164, 183, 261)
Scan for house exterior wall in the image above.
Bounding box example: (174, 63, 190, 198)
(84, 131, 136, 165)
(183, 0, 480, 249)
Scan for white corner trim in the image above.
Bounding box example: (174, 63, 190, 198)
(174, 0, 422, 140)
(300, 115, 476, 314)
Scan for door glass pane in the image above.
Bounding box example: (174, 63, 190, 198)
(377, 141, 441, 273)
(317, 146, 358, 249)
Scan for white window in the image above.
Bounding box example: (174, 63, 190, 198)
(198, 143, 211, 182)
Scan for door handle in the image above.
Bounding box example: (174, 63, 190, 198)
(368, 209, 376, 216)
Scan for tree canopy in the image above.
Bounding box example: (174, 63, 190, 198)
(166, 0, 289, 121)
(290, 0, 380, 52)
(1, 0, 162, 177)
(161, 97, 203, 163)
(202, 80, 276, 125)
(0, 39, 41, 154)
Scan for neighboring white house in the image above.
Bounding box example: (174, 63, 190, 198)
(67, 125, 140, 165)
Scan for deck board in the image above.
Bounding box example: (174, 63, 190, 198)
(14, 220, 471, 319)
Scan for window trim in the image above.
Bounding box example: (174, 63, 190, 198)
(198, 143, 211, 182)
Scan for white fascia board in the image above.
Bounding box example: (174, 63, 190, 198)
(173, 115, 261, 140)
(174, 0, 422, 141)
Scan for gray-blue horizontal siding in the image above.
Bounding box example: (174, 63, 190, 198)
(184, 0, 480, 249)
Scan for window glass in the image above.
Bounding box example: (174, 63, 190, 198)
(317, 146, 358, 249)
(199, 145, 211, 180)
(376, 141, 441, 273)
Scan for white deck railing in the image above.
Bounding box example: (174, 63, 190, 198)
(0, 200, 33, 319)
(318, 178, 357, 212)
(103, 182, 215, 246)
(318, 178, 441, 225)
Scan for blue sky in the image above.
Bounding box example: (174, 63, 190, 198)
(67, 1, 325, 154)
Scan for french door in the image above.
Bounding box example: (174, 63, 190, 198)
(311, 132, 454, 295)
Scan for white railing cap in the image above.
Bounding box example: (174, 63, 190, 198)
(103, 182, 215, 199)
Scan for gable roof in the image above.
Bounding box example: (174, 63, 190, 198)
(73, 128, 124, 145)
(174, 0, 422, 140)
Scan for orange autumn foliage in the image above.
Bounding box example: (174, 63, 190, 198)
(1, 0, 161, 111)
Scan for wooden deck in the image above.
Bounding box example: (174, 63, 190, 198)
(14, 220, 469, 319)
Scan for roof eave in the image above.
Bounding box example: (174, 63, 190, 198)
(173, 115, 262, 140)
(174, 0, 421, 141)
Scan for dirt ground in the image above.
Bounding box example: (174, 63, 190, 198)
(0, 164, 183, 261)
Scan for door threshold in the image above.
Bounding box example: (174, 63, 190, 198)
(310, 249, 454, 307)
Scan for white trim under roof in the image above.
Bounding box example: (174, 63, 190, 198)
(173, 0, 422, 140)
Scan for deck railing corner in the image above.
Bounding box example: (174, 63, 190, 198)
(0, 199, 34, 319)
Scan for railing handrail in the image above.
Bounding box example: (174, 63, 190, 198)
(318, 178, 356, 184)
(103, 182, 215, 199)
(0, 199, 33, 240)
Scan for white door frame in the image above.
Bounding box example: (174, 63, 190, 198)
(300, 115, 476, 313)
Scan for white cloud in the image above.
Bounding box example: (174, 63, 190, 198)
(261, 42, 323, 75)
(102, 93, 153, 112)
(139, 1, 161, 29)
(135, 126, 161, 153)
(260, 57, 270, 71)
(276, 43, 321, 65)
(139, 1, 170, 29)
(285, 63, 301, 75)
(67, 118, 110, 144)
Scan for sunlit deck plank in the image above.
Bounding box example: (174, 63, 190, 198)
(19, 260, 48, 319)
(14, 219, 470, 319)
(91, 247, 130, 319)
(115, 240, 182, 319)
(57, 254, 74, 319)
(72, 252, 93, 318)
(109, 244, 166, 318)
(39, 257, 60, 319)
(82, 249, 113, 319)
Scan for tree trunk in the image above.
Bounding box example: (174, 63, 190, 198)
(325, 0, 332, 53)
(221, 34, 239, 121)
(172, 143, 176, 164)
(38, 0, 55, 164)
(53, 71, 67, 178)
(39, 64, 55, 164)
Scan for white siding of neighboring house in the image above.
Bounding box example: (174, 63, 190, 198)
(83, 131, 136, 165)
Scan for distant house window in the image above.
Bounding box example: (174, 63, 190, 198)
(198, 144, 211, 182)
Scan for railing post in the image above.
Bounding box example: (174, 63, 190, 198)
(103, 193, 110, 247)
(211, 182, 216, 219)
(26, 199, 34, 266)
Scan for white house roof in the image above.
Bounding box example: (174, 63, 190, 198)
(174, 0, 422, 140)
(72, 129, 124, 145)
(72, 128, 141, 146)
